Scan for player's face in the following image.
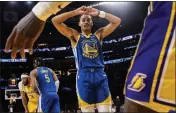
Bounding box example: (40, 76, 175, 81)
(22, 77, 29, 86)
(79, 15, 93, 31)
(33, 62, 38, 68)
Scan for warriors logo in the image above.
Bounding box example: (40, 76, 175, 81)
(82, 39, 99, 59)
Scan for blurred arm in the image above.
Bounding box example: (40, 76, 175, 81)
(32, 2, 71, 21)
(49, 68, 60, 92)
(18, 82, 28, 111)
(30, 69, 39, 94)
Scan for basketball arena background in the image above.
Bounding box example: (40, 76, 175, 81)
(0, 1, 149, 112)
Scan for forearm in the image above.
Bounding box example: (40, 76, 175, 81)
(22, 98, 28, 110)
(32, 85, 39, 94)
(32, 2, 71, 21)
(52, 10, 79, 24)
(55, 80, 60, 92)
(104, 12, 121, 24)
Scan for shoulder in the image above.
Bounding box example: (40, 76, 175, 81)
(30, 69, 38, 77)
(18, 81, 24, 91)
(94, 28, 103, 40)
(18, 81, 22, 86)
(47, 68, 53, 72)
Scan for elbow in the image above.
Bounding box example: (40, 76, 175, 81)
(116, 18, 121, 26)
(113, 18, 121, 27)
(51, 18, 57, 25)
(52, 17, 62, 27)
(118, 18, 121, 25)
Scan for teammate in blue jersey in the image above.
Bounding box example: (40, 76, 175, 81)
(52, 6, 121, 112)
(30, 57, 60, 113)
(124, 2, 175, 113)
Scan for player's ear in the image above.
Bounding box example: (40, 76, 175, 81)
(79, 22, 81, 27)
(91, 21, 93, 27)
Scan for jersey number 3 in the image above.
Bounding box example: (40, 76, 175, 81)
(45, 74, 50, 82)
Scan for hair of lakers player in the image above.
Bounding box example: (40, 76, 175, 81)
(21, 72, 29, 76)
(33, 57, 44, 67)
(21, 73, 29, 79)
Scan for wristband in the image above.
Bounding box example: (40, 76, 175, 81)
(21, 73, 29, 79)
(55, 80, 60, 92)
(98, 11, 106, 18)
(32, 2, 71, 21)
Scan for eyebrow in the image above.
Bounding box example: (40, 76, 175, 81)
(81, 17, 91, 20)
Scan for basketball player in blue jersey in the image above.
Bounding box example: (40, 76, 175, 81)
(52, 6, 121, 112)
(30, 57, 60, 113)
(124, 2, 175, 113)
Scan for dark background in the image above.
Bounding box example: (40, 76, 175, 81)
(0, 1, 149, 112)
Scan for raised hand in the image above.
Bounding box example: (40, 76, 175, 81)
(5, 12, 45, 59)
(86, 7, 99, 16)
(75, 6, 89, 15)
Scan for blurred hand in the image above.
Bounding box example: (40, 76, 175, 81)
(25, 109, 29, 113)
(75, 6, 88, 15)
(5, 12, 46, 59)
(86, 7, 99, 16)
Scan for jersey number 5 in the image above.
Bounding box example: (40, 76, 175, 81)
(45, 74, 50, 82)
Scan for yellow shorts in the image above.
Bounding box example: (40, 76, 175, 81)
(28, 101, 38, 112)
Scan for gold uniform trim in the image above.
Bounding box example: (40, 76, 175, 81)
(83, 33, 92, 38)
(96, 95, 112, 106)
(72, 35, 81, 48)
(150, 2, 153, 12)
(94, 34, 100, 40)
(77, 96, 95, 108)
(125, 2, 176, 112)
(78, 95, 112, 108)
(150, 1, 175, 106)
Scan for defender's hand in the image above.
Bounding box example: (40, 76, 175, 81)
(5, 12, 46, 59)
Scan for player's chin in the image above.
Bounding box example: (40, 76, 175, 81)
(84, 27, 91, 30)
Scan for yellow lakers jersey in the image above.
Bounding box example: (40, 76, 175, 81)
(23, 85, 39, 103)
(19, 81, 39, 103)
(124, 2, 175, 112)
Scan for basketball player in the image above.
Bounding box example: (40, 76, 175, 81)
(5, 1, 175, 112)
(124, 2, 175, 112)
(52, 6, 121, 112)
(18, 73, 39, 112)
(30, 57, 60, 113)
(5, 2, 71, 59)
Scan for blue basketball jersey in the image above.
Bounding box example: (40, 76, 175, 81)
(36, 67, 56, 94)
(72, 34, 104, 69)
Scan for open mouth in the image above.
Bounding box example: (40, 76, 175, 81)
(84, 24, 90, 27)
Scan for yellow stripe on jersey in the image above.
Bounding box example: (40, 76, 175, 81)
(72, 34, 81, 48)
(150, 2, 153, 12)
(150, 2, 175, 103)
(157, 32, 175, 104)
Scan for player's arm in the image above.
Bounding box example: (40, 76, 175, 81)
(52, 6, 87, 41)
(5, 2, 71, 59)
(30, 69, 39, 95)
(18, 82, 29, 112)
(49, 69, 60, 92)
(93, 9, 121, 39)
